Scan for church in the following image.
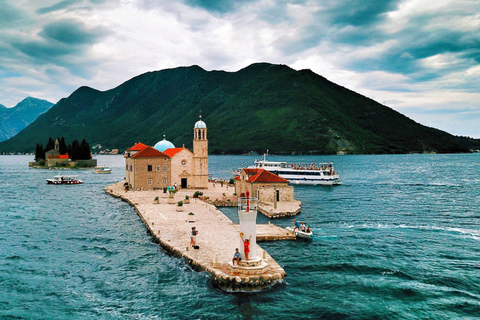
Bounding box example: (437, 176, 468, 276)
(124, 117, 208, 190)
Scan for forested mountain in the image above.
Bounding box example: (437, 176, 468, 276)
(0, 63, 477, 154)
(0, 97, 54, 141)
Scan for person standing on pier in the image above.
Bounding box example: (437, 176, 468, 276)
(190, 226, 198, 246)
(240, 233, 252, 260)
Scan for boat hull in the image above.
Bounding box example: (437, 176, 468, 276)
(286, 226, 313, 239)
(287, 178, 341, 186)
(46, 180, 83, 184)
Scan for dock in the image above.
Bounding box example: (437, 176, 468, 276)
(105, 181, 296, 291)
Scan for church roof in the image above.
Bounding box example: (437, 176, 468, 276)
(127, 142, 149, 151)
(154, 138, 175, 152)
(163, 147, 188, 157)
(131, 146, 169, 158)
(194, 115, 207, 128)
(242, 168, 289, 183)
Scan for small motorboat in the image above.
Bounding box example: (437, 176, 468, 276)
(94, 166, 112, 174)
(286, 226, 313, 239)
(46, 175, 83, 185)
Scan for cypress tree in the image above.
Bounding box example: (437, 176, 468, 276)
(59, 137, 68, 155)
(45, 137, 55, 152)
(70, 140, 79, 161)
(80, 139, 91, 160)
(35, 143, 44, 161)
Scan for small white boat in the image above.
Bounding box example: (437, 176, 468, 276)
(46, 175, 83, 185)
(286, 226, 313, 239)
(94, 166, 111, 174)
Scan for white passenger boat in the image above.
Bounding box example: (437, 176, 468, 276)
(46, 175, 83, 185)
(286, 226, 313, 239)
(94, 166, 111, 174)
(246, 153, 341, 186)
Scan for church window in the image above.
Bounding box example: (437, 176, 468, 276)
(181, 160, 187, 166)
(147, 165, 152, 171)
(148, 179, 152, 185)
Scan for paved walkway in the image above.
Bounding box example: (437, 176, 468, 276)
(105, 181, 291, 291)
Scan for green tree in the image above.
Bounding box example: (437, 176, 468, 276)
(59, 137, 68, 155)
(44, 137, 54, 152)
(35, 143, 44, 161)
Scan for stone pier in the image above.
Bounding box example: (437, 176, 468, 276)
(105, 181, 290, 292)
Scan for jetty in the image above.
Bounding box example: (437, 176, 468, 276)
(105, 181, 296, 292)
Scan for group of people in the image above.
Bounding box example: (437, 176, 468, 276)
(293, 219, 311, 233)
(189, 226, 251, 266)
(232, 233, 251, 266)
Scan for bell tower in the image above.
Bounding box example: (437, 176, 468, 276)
(193, 116, 208, 189)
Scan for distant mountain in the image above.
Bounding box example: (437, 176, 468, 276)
(0, 63, 476, 154)
(0, 97, 54, 141)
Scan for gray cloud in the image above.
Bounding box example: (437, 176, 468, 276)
(36, 0, 78, 14)
(40, 20, 105, 45)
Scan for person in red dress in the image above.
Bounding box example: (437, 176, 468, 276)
(240, 233, 252, 260)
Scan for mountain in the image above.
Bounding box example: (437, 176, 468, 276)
(0, 63, 476, 154)
(0, 97, 54, 142)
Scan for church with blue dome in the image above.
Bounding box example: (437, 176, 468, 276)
(124, 117, 209, 190)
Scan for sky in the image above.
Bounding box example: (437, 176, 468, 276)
(1, 0, 479, 137)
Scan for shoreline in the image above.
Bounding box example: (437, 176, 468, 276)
(105, 180, 292, 292)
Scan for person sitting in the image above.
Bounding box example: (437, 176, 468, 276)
(232, 248, 241, 266)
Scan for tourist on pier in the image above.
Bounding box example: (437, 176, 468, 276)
(190, 226, 198, 246)
(232, 248, 241, 266)
(240, 233, 252, 260)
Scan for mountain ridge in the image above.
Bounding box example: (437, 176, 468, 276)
(0, 63, 477, 154)
(0, 97, 54, 142)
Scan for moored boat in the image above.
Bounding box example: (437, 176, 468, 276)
(46, 175, 83, 185)
(286, 226, 313, 239)
(94, 166, 112, 174)
(244, 153, 341, 186)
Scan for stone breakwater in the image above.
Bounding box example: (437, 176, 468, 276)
(105, 181, 290, 292)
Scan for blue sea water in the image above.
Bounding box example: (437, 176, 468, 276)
(1, 154, 480, 319)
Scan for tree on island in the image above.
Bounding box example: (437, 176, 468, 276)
(69, 139, 92, 161)
(44, 137, 55, 153)
(34, 137, 92, 162)
(35, 143, 45, 161)
(58, 137, 68, 154)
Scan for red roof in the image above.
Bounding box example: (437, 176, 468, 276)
(131, 146, 169, 158)
(163, 147, 187, 157)
(127, 142, 149, 151)
(242, 169, 288, 183)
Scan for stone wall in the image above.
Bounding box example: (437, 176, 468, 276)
(126, 157, 171, 190)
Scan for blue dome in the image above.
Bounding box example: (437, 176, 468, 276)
(154, 137, 175, 152)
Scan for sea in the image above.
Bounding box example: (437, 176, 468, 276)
(1, 153, 479, 319)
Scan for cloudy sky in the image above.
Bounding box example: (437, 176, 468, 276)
(1, 0, 479, 137)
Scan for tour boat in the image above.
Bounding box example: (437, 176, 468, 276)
(286, 226, 313, 239)
(94, 166, 112, 174)
(245, 153, 341, 186)
(46, 175, 83, 185)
